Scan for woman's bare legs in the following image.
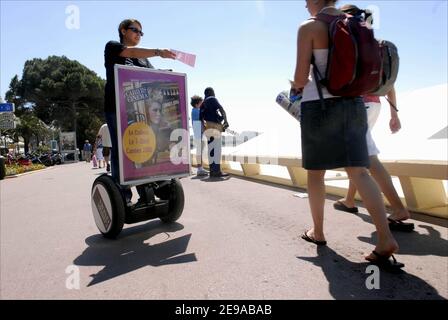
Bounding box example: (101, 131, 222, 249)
(337, 180, 357, 209)
(345, 167, 399, 257)
(336, 155, 410, 220)
(368, 156, 410, 221)
(306, 170, 326, 242)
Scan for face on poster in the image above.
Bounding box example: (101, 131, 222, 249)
(60, 132, 76, 151)
(114, 65, 190, 185)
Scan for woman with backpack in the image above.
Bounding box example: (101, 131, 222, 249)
(293, 0, 403, 270)
(333, 4, 413, 232)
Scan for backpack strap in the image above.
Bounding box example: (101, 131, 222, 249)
(311, 55, 326, 111)
(309, 13, 346, 24)
(309, 13, 346, 111)
(385, 96, 399, 112)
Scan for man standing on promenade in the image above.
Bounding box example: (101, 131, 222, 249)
(82, 140, 92, 163)
(200, 87, 230, 178)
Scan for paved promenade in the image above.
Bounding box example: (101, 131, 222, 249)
(1, 162, 447, 299)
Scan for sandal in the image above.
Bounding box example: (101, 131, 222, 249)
(388, 218, 415, 232)
(333, 201, 359, 214)
(301, 230, 327, 246)
(365, 251, 405, 272)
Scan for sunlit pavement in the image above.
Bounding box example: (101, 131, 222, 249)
(1, 162, 447, 299)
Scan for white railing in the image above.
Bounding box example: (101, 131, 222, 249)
(192, 152, 448, 219)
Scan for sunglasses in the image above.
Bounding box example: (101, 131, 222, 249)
(127, 27, 144, 36)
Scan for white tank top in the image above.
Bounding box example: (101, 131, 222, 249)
(301, 49, 338, 103)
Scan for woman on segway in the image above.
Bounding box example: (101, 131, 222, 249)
(104, 18, 176, 205)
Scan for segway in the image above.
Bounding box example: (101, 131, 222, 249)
(91, 65, 190, 239)
(91, 174, 184, 239)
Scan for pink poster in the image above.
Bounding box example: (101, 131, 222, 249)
(114, 65, 190, 185)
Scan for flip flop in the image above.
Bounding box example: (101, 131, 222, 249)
(301, 230, 327, 246)
(333, 201, 359, 214)
(365, 251, 405, 272)
(388, 218, 415, 232)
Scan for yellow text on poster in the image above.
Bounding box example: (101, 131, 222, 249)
(123, 122, 156, 164)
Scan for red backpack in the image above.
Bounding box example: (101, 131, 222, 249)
(311, 13, 383, 97)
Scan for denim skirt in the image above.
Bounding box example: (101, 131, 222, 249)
(300, 97, 369, 170)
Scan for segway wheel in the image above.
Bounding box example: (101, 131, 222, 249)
(91, 174, 125, 239)
(155, 179, 185, 223)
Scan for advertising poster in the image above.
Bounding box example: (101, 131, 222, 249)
(114, 65, 190, 185)
(60, 131, 76, 152)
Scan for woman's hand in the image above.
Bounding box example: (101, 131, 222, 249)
(389, 115, 401, 133)
(290, 85, 303, 97)
(158, 49, 177, 59)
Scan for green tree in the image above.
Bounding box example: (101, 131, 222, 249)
(10, 111, 51, 154)
(4, 75, 27, 117)
(17, 55, 105, 147)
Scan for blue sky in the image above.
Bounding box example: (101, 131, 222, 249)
(1, 0, 447, 131)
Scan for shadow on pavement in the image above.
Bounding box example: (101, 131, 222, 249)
(331, 198, 448, 228)
(331, 208, 448, 257)
(357, 226, 448, 257)
(73, 221, 197, 286)
(200, 176, 231, 182)
(190, 175, 207, 180)
(297, 246, 444, 299)
(341, 210, 448, 257)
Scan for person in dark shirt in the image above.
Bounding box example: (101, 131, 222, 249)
(82, 140, 92, 162)
(104, 18, 176, 205)
(200, 87, 229, 178)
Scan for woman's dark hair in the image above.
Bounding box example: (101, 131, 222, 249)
(190, 95, 203, 108)
(118, 19, 142, 43)
(340, 4, 373, 25)
(204, 87, 215, 97)
(340, 4, 360, 15)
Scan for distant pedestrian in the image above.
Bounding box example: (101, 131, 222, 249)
(98, 124, 112, 172)
(82, 140, 92, 162)
(200, 87, 229, 178)
(92, 152, 98, 168)
(190, 95, 208, 176)
(95, 134, 105, 168)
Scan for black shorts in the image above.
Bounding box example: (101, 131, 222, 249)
(102, 147, 111, 157)
(300, 97, 369, 170)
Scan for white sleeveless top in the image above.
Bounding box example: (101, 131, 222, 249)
(301, 49, 338, 103)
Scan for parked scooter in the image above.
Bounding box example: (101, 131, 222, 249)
(38, 153, 54, 166)
(51, 150, 63, 165)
